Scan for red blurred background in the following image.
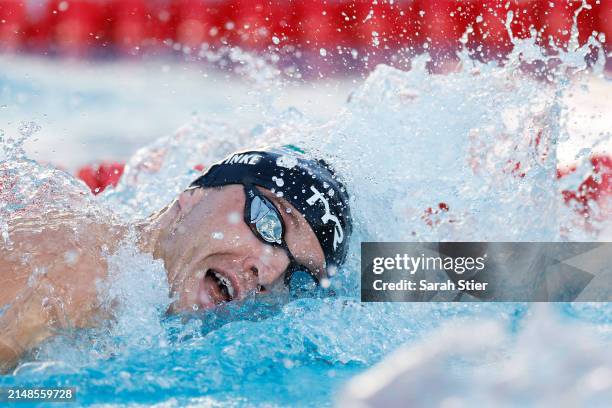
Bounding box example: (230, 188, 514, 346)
(1, 1, 609, 209)
(0, 0, 609, 64)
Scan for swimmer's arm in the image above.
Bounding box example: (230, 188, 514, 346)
(0, 289, 54, 373)
(0, 332, 25, 374)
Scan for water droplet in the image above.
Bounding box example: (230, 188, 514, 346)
(272, 176, 284, 187)
(64, 250, 79, 265)
(17, 121, 41, 137)
(320, 48, 327, 57)
(212, 232, 224, 240)
(272, 36, 280, 45)
(276, 155, 298, 169)
(327, 264, 337, 277)
(371, 31, 380, 47)
(1, 227, 9, 246)
(228, 212, 241, 224)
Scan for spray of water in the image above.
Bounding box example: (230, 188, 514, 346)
(0, 9, 610, 405)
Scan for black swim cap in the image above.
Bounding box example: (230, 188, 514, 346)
(190, 146, 352, 269)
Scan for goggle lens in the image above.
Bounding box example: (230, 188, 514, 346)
(250, 195, 283, 244)
(255, 211, 283, 244)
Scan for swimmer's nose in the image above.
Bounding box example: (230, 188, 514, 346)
(241, 258, 265, 291)
(242, 258, 260, 277)
(241, 256, 285, 290)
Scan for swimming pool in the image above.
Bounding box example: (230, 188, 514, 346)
(1, 26, 611, 407)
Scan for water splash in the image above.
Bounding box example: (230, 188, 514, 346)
(100, 118, 250, 220)
(0, 121, 40, 161)
(0, 19, 610, 408)
(100, 232, 171, 345)
(339, 305, 612, 407)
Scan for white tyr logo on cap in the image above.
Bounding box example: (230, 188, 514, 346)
(306, 186, 344, 250)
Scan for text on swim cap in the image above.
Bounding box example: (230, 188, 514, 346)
(223, 153, 262, 165)
(306, 186, 344, 251)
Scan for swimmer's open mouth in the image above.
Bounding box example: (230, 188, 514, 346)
(204, 269, 235, 303)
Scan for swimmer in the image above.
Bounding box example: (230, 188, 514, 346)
(0, 146, 352, 373)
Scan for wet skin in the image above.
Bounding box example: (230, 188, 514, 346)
(142, 184, 326, 312)
(0, 184, 326, 372)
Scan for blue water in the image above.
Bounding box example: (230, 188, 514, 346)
(0, 301, 610, 406)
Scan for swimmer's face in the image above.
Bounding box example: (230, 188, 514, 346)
(155, 185, 326, 312)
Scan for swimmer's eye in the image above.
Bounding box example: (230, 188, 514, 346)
(244, 185, 287, 247)
(243, 184, 320, 294)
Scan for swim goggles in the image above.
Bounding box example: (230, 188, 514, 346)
(243, 184, 321, 293)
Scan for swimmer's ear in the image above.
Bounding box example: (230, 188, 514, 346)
(177, 188, 205, 214)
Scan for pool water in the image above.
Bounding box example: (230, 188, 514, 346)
(1, 15, 611, 407)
